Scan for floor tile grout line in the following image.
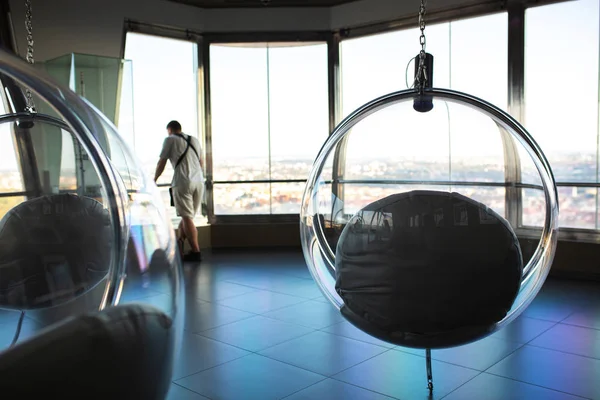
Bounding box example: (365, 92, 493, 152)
(483, 370, 592, 399)
(277, 377, 331, 400)
(173, 352, 259, 385)
(327, 348, 396, 378)
(186, 329, 271, 352)
(170, 382, 211, 399)
(328, 376, 401, 400)
(525, 342, 600, 362)
(222, 284, 323, 302)
(193, 311, 321, 336)
(390, 347, 485, 373)
(211, 296, 310, 315)
(314, 326, 396, 349)
(254, 328, 390, 366)
(475, 340, 528, 375)
(519, 320, 562, 346)
(171, 349, 251, 382)
(282, 374, 401, 400)
(185, 313, 257, 334)
(558, 320, 600, 332)
(177, 331, 388, 388)
(194, 287, 262, 303)
(196, 326, 318, 354)
(437, 370, 486, 400)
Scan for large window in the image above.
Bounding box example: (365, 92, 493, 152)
(525, 0, 599, 229)
(124, 33, 199, 221)
(0, 90, 26, 220)
(210, 42, 329, 215)
(339, 13, 508, 216)
(0, 132, 26, 220)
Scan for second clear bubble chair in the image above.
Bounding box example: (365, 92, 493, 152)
(301, 87, 559, 360)
(0, 48, 182, 398)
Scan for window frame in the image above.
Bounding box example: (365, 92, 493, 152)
(203, 32, 335, 224)
(120, 0, 600, 243)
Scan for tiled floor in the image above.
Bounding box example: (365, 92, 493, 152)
(0, 248, 597, 399)
(167, 250, 600, 400)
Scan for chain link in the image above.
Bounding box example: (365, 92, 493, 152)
(24, 0, 36, 113)
(415, 0, 428, 92)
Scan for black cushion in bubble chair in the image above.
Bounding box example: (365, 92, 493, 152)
(335, 190, 523, 349)
(0, 194, 113, 310)
(0, 303, 175, 399)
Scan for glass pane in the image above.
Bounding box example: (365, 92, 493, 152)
(522, 186, 596, 229)
(43, 54, 72, 88)
(522, 188, 546, 227)
(342, 184, 450, 216)
(72, 54, 123, 124)
(448, 102, 505, 183)
(117, 60, 135, 150)
(268, 43, 328, 180)
(125, 33, 198, 186)
(210, 45, 269, 181)
(344, 100, 451, 181)
(0, 122, 25, 220)
(340, 12, 508, 216)
(214, 183, 271, 215)
(59, 130, 77, 192)
(462, 186, 506, 217)
(0, 125, 24, 193)
(271, 182, 305, 214)
(0, 195, 26, 221)
(450, 13, 508, 110)
(558, 186, 597, 229)
(525, 0, 599, 183)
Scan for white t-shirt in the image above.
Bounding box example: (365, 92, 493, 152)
(159, 133, 204, 187)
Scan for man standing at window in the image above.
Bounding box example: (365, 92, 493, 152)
(154, 120, 204, 262)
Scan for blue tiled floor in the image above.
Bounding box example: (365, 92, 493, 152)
(170, 250, 600, 400)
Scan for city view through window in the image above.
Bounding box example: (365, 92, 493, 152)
(0, 1, 597, 232)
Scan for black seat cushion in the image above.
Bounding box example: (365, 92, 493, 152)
(0, 304, 175, 399)
(335, 190, 523, 348)
(0, 194, 112, 310)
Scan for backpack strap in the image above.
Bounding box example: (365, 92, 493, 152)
(173, 134, 191, 169)
(173, 134, 200, 169)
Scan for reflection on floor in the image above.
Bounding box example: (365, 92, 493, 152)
(170, 250, 600, 400)
(0, 249, 599, 399)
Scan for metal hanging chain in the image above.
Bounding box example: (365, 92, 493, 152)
(414, 0, 428, 92)
(24, 0, 36, 113)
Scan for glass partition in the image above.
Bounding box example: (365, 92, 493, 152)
(210, 42, 329, 216)
(339, 12, 508, 224)
(124, 33, 199, 223)
(525, 0, 600, 229)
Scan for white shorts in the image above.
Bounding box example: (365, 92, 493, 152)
(173, 181, 203, 219)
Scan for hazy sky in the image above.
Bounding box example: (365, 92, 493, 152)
(0, 0, 596, 180)
(122, 0, 598, 179)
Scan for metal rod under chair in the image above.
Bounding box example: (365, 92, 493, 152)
(426, 348, 433, 392)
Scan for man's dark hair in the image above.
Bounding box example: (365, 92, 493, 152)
(166, 120, 182, 132)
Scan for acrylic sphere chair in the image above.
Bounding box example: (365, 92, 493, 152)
(0, 50, 183, 399)
(301, 88, 559, 355)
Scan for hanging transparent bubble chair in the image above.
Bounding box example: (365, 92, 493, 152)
(0, 23, 182, 399)
(300, 0, 558, 392)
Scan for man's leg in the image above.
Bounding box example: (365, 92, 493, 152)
(173, 185, 201, 261)
(177, 219, 186, 254)
(181, 216, 200, 253)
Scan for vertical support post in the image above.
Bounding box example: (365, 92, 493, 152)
(199, 36, 215, 224)
(328, 32, 348, 227)
(426, 348, 433, 392)
(505, 1, 525, 228)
